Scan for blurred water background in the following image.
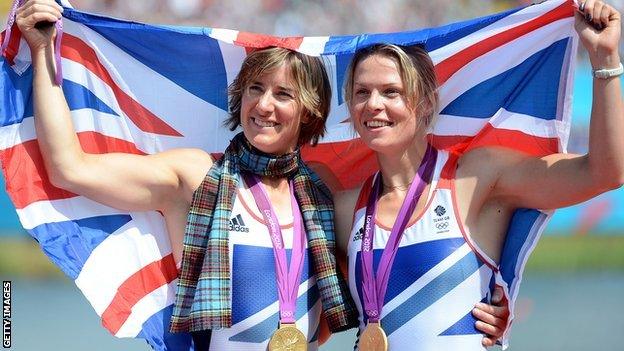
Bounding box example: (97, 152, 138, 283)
(1, 0, 624, 350)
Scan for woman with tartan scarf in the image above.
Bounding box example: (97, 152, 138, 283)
(16, 0, 509, 349)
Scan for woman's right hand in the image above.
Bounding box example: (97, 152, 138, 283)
(16, 0, 64, 52)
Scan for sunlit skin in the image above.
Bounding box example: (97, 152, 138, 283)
(241, 64, 304, 156)
(350, 55, 425, 156)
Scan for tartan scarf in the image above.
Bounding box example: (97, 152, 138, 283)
(170, 132, 358, 333)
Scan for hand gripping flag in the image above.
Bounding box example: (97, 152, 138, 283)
(0, 0, 577, 349)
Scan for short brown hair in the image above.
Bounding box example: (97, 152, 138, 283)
(225, 47, 331, 146)
(344, 44, 438, 128)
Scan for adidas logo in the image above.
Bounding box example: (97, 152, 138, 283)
(229, 214, 250, 233)
(352, 227, 365, 242)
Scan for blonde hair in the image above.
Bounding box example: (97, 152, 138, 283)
(226, 47, 331, 146)
(344, 44, 438, 128)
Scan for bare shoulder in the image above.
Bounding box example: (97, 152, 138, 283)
(454, 146, 534, 214)
(152, 148, 214, 198)
(457, 147, 530, 185)
(458, 147, 524, 172)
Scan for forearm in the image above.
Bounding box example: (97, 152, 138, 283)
(587, 52, 624, 187)
(32, 43, 84, 185)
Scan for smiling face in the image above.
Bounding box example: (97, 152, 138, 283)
(225, 47, 331, 153)
(350, 54, 422, 154)
(240, 63, 303, 155)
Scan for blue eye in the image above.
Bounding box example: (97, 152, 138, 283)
(275, 90, 295, 100)
(384, 89, 401, 97)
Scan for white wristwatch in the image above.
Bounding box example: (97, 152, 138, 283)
(592, 62, 624, 79)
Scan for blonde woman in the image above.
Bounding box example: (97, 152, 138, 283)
(337, 1, 622, 350)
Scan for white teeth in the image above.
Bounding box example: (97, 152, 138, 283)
(366, 120, 391, 128)
(253, 118, 277, 127)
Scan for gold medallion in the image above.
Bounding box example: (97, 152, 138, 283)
(268, 323, 307, 351)
(358, 321, 388, 351)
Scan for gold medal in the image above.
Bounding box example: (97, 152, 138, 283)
(358, 321, 388, 351)
(268, 323, 307, 351)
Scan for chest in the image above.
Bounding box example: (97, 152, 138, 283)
(373, 183, 433, 228)
(218, 195, 321, 343)
(348, 189, 464, 261)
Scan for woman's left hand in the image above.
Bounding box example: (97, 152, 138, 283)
(575, 0, 621, 67)
(472, 286, 510, 347)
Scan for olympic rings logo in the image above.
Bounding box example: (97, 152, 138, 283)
(435, 222, 449, 230)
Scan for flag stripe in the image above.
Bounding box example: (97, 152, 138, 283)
(79, 14, 230, 111)
(75, 211, 170, 315)
(436, 18, 572, 110)
(102, 254, 178, 334)
(61, 33, 182, 136)
(29, 214, 133, 279)
(441, 39, 569, 120)
(116, 281, 179, 338)
(431, 124, 560, 156)
(435, 1, 573, 85)
(16, 196, 126, 230)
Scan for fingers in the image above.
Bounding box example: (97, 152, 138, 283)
(17, 2, 63, 21)
(475, 320, 504, 339)
(472, 304, 505, 327)
(20, 0, 64, 13)
(578, 0, 617, 30)
(481, 335, 497, 348)
(473, 289, 510, 343)
(15, 0, 63, 33)
(17, 11, 59, 27)
(491, 285, 504, 304)
(475, 321, 505, 340)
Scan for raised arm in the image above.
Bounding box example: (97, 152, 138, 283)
(16, 0, 212, 213)
(490, 0, 623, 210)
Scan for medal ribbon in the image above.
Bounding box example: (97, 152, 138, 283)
(360, 145, 437, 323)
(246, 174, 306, 324)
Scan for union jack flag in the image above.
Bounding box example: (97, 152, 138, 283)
(0, 0, 577, 349)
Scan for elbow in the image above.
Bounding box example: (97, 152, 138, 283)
(593, 170, 624, 192)
(588, 157, 624, 192)
(610, 173, 624, 190)
(604, 166, 624, 190)
(44, 153, 87, 192)
(47, 169, 70, 191)
(46, 166, 80, 192)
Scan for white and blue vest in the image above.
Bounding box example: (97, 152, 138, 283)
(204, 179, 322, 350)
(347, 151, 503, 351)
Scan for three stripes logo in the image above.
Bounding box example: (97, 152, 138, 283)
(229, 214, 250, 233)
(352, 226, 365, 242)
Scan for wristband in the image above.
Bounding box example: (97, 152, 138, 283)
(592, 62, 624, 79)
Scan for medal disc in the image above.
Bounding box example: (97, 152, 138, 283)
(268, 323, 307, 351)
(359, 322, 388, 351)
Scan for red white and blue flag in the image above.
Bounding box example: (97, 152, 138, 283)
(0, 0, 577, 349)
